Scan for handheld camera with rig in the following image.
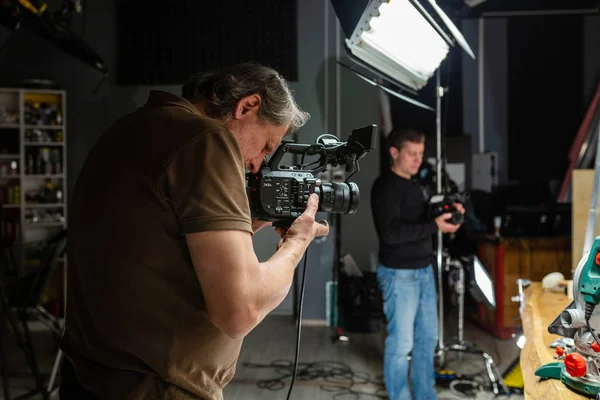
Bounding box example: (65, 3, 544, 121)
(428, 191, 469, 225)
(246, 125, 378, 228)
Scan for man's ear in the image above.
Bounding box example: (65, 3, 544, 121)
(233, 94, 261, 120)
(389, 146, 399, 160)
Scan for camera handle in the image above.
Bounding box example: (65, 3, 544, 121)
(265, 124, 377, 176)
(267, 141, 330, 175)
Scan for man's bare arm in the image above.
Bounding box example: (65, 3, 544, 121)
(185, 194, 328, 339)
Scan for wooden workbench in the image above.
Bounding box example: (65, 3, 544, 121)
(520, 282, 588, 399)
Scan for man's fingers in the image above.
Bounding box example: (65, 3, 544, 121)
(454, 203, 466, 214)
(443, 213, 453, 219)
(314, 220, 330, 237)
(303, 193, 320, 216)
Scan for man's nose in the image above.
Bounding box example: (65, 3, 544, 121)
(249, 158, 263, 174)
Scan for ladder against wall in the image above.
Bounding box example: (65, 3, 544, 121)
(0, 87, 67, 319)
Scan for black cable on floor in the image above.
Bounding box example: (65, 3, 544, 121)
(242, 359, 387, 400)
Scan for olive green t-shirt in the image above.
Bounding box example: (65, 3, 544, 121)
(60, 90, 253, 400)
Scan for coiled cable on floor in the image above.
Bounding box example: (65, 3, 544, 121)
(449, 379, 485, 398)
(242, 359, 387, 400)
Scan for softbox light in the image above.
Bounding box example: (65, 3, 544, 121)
(468, 256, 496, 310)
(332, 0, 475, 92)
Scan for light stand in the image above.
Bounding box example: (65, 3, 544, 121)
(331, 213, 349, 343)
(435, 69, 445, 364)
(442, 255, 508, 395)
(432, 70, 508, 396)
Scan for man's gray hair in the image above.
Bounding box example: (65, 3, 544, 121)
(182, 62, 310, 134)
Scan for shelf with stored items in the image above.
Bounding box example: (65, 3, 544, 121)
(0, 87, 67, 303)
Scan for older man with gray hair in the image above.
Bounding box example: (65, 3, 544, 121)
(60, 62, 329, 400)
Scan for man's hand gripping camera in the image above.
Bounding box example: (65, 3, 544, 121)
(428, 192, 468, 225)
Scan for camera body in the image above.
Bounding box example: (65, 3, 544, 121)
(246, 125, 378, 227)
(428, 191, 468, 225)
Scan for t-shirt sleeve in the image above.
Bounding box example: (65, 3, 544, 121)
(165, 127, 253, 235)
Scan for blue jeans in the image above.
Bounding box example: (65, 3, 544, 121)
(377, 264, 439, 400)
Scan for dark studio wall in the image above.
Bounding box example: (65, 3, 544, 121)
(506, 15, 583, 183)
(0, 0, 381, 320)
(584, 16, 600, 102)
(461, 14, 600, 188)
(115, 1, 299, 84)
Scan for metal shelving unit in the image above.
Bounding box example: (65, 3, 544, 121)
(0, 87, 67, 276)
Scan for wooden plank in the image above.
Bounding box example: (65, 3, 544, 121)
(520, 282, 587, 400)
(572, 169, 600, 271)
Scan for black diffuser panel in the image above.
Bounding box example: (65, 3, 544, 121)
(468, 0, 599, 14)
(116, 0, 298, 85)
(506, 15, 584, 182)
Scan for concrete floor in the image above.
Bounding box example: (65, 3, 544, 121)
(224, 315, 524, 400)
(0, 313, 524, 400)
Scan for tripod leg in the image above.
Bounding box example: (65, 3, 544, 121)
(1, 316, 12, 400)
(457, 268, 465, 362)
(444, 342, 509, 396)
(0, 282, 12, 400)
(5, 308, 50, 400)
(47, 348, 63, 392)
(17, 310, 50, 400)
(481, 351, 509, 396)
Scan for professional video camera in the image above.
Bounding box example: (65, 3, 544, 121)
(428, 191, 469, 225)
(246, 125, 378, 228)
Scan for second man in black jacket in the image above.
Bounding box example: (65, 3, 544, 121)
(370, 128, 464, 400)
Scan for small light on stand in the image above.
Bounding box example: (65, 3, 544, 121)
(494, 216, 502, 238)
(467, 255, 496, 310)
(516, 335, 526, 349)
(442, 255, 508, 395)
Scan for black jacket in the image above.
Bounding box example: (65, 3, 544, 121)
(370, 170, 438, 269)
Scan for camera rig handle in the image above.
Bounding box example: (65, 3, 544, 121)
(266, 141, 329, 175)
(265, 125, 378, 177)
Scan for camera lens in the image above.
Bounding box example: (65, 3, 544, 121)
(315, 182, 360, 214)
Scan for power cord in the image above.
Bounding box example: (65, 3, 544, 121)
(285, 248, 309, 400)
